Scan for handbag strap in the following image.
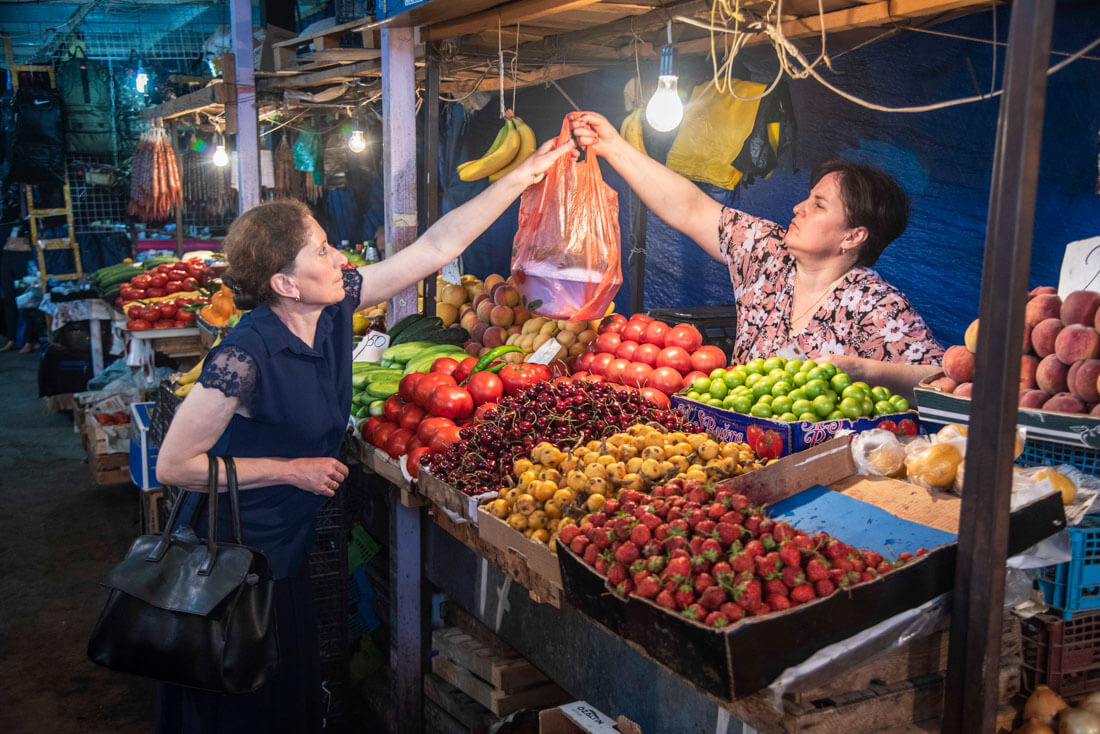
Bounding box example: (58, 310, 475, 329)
(144, 455, 216, 563)
(224, 455, 243, 544)
(198, 455, 220, 575)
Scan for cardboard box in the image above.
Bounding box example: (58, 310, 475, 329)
(915, 371, 1100, 448)
(129, 402, 161, 490)
(477, 508, 563, 593)
(419, 469, 494, 525)
(539, 701, 639, 734)
(557, 437, 1066, 701)
(671, 395, 916, 457)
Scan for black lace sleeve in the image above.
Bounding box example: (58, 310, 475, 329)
(197, 345, 258, 411)
(343, 268, 363, 308)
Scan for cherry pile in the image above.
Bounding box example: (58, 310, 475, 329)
(423, 380, 686, 496)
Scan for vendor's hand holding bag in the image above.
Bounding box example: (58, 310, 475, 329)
(87, 455, 279, 694)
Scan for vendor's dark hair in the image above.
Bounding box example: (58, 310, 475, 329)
(811, 160, 909, 267)
(222, 199, 312, 309)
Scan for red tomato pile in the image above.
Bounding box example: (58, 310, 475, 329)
(117, 260, 212, 306)
(571, 314, 727, 407)
(124, 297, 203, 331)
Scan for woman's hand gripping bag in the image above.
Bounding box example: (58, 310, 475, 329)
(510, 118, 622, 321)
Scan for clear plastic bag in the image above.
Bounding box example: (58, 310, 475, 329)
(510, 117, 621, 321)
(851, 429, 905, 477)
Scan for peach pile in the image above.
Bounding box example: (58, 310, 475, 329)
(935, 288, 1100, 416)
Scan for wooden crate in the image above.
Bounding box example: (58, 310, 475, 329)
(419, 469, 494, 524)
(89, 450, 131, 486)
(430, 627, 569, 718)
(424, 673, 499, 734)
(139, 487, 178, 534)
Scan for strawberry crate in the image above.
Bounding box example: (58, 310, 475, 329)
(1021, 609, 1100, 696)
(1037, 515, 1100, 618)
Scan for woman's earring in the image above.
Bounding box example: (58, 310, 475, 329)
(295, 294, 301, 303)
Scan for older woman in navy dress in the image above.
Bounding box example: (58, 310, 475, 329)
(154, 136, 574, 733)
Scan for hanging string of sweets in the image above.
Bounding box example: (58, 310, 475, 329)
(127, 124, 182, 223)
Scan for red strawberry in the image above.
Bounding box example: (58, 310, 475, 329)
(693, 572, 716, 595)
(690, 554, 711, 574)
(850, 557, 866, 574)
(708, 502, 727, 520)
(656, 589, 676, 609)
(736, 579, 763, 610)
(607, 563, 628, 586)
(701, 538, 722, 559)
(744, 539, 765, 559)
(764, 578, 788, 598)
(876, 561, 893, 575)
(862, 550, 884, 568)
(760, 533, 778, 552)
(778, 541, 801, 568)
(766, 593, 792, 611)
(825, 540, 851, 561)
(583, 544, 599, 564)
(615, 579, 634, 597)
(594, 557, 609, 575)
(666, 507, 683, 522)
(791, 532, 813, 550)
(758, 519, 775, 537)
(720, 510, 744, 526)
(781, 565, 805, 589)
(789, 583, 816, 604)
(835, 557, 855, 573)
(772, 522, 796, 542)
(743, 514, 761, 536)
(704, 611, 730, 628)
(603, 498, 621, 515)
(630, 524, 652, 545)
(669, 519, 689, 536)
(859, 571, 876, 583)
(687, 509, 708, 529)
(569, 535, 589, 554)
(812, 531, 831, 549)
(711, 561, 733, 577)
(714, 523, 739, 548)
(619, 502, 639, 517)
(897, 551, 914, 563)
(729, 494, 751, 510)
(615, 541, 640, 565)
(630, 559, 647, 575)
(589, 512, 608, 527)
(635, 574, 660, 598)
(828, 567, 846, 584)
(754, 555, 778, 579)
(654, 524, 671, 541)
(590, 527, 611, 549)
(916, 547, 930, 556)
(641, 540, 663, 558)
(749, 602, 772, 616)
(729, 549, 754, 574)
(640, 513, 662, 531)
(696, 519, 717, 537)
(674, 584, 696, 610)
(686, 484, 709, 504)
(559, 525, 580, 545)
(720, 602, 745, 621)
(646, 556, 666, 574)
(805, 559, 830, 583)
(650, 499, 668, 517)
(699, 585, 727, 611)
(663, 536, 688, 553)
(814, 579, 836, 597)
(683, 603, 707, 621)
(666, 556, 691, 579)
(689, 537, 705, 556)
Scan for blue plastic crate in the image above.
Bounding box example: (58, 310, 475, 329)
(1018, 439, 1100, 477)
(1039, 516, 1100, 619)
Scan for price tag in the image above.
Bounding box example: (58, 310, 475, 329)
(353, 330, 390, 363)
(441, 259, 462, 285)
(1059, 237, 1100, 299)
(527, 336, 564, 365)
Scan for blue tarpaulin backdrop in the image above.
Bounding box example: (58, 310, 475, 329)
(437, 1, 1099, 350)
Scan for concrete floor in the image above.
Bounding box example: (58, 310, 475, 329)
(0, 351, 154, 733)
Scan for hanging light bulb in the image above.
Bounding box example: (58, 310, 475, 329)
(135, 61, 148, 94)
(645, 25, 683, 133)
(212, 130, 229, 167)
(348, 128, 366, 153)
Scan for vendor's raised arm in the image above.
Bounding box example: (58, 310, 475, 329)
(569, 110, 724, 261)
(355, 136, 575, 311)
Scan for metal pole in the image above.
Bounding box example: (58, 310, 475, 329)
(422, 43, 441, 316)
(942, 2, 1055, 731)
(629, 193, 647, 315)
(168, 119, 184, 258)
(230, 0, 260, 212)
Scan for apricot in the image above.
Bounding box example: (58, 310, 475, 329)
(1036, 354, 1070, 395)
(928, 375, 958, 393)
(483, 273, 505, 291)
(440, 282, 467, 307)
(483, 326, 505, 348)
(942, 344, 975, 383)
(1042, 392, 1086, 415)
(1031, 318, 1064, 358)
(1025, 293, 1062, 328)
(1054, 324, 1100, 364)
(1069, 358, 1100, 403)
(964, 319, 979, 353)
(489, 305, 515, 328)
(1061, 290, 1100, 327)
(1019, 389, 1050, 410)
(475, 299, 494, 324)
(953, 382, 973, 397)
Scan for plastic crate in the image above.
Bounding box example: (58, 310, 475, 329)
(647, 305, 737, 360)
(148, 380, 184, 448)
(1018, 439, 1100, 477)
(349, 523, 381, 571)
(1021, 609, 1100, 696)
(1038, 516, 1100, 618)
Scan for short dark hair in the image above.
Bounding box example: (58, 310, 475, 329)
(222, 199, 313, 310)
(810, 160, 909, 267)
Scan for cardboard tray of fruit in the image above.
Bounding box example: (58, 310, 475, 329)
(418, 468, 494, 524)
(915, 372, 1100, 449)
(556, 437, 1066, 701)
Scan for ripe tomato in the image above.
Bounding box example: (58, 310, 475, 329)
(126, 318, 152, 331)
(499, 364, 542, 396)
(594, 332, 621, 354)
(640, 387, 671, 409)
(413, 373, 456, 407)
(406, 434, 424, 453)
(406, 446, 431, 476)
(467, 371, 504, 405)
(526, 363, 552, 381)
(397, 402, 427, 431)
(681, 370, 708, 389)
(131, 274, 152, 289)
(417, 416, 456, 444)
(614, 340, 639, 361)
(648, 366, 684, 395)
(606, 358, 630, 383)
(621, 320, 646, 343)
(148, 273, 168, 289)
(177, 309, 197, 325)
(575, 351, 595, 372)
(589, 352, 615, 376)
(690, 345, 727, 374)
(453, 356, 479, 383)
(643, 320, 669, 347)
(430, 357, 459, 376)
(384, 395, 405, 423)
(429, 424, 463, 454)
(371, 421, 400, 449)
(631, 313, 653, 324)
(428, 385, 474, 420)
(665, 324, 703, 352)
(633, 343, 660, 367)
(360, 416, 382, 442)
(384, 428, 415, 458)
(399, 372, 425, 402)
(599, 314, 627, 334)
(656, 346, 692, 374)
(621, 361, 653, 388)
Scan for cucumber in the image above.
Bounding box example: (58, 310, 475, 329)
(417, 326, 470, 346)
(368, 400, 386, 417)
(403, 346, 469, 375)
(366, 380, 400, 399)
(382, 341, 435, 364)
(386, 313, 424, 342)
(393, 316, 444, 345)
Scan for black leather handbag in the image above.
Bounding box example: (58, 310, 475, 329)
(87, 455, 279, 694)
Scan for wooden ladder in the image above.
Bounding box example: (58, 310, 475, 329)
(10, 62, 83, 292)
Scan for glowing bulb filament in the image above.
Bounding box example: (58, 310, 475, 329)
(646, 75, 683, 133)
(212, 145, 229, 167)
(348, 129, 367, 153)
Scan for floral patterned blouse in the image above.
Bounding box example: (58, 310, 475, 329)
(719, 207, 943, 366)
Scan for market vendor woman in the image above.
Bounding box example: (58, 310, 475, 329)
(154, 136, 574, 733)
(569, 111, 943, 399)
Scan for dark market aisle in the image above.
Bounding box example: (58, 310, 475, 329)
(0, 351, 153, 733)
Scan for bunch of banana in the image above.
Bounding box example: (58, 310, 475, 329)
(619, 109, 647, 155)
(457, 115, 536, 182)
(173, 333, 222, 397)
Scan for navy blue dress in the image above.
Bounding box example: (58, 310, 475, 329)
(157, 269, 361, 734)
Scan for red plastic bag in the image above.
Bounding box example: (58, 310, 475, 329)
(511, 117, 621, 321)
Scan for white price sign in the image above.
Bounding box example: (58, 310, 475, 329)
(353, 330, 390, 363)
(526, 336, 564, 365)
(1059, 236, 1100, 299)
